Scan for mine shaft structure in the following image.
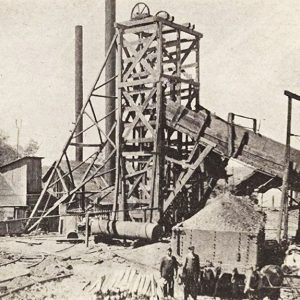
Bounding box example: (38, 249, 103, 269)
(26, 5, 223, 231)
(114, 7, 217, 224)
(26, 4, 300, 234)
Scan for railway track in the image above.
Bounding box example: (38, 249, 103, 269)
(0, 249, 73, 298)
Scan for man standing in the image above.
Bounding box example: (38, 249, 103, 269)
(183, 246, 200, 300)
(244, 266, 260, 300)
(160, 247, 178, 298)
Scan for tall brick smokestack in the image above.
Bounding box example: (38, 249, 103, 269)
(105, 0, 116, 185)
(75, 25, 83, 162)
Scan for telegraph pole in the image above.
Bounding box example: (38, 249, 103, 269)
(277, 90, 300, 242)
(15, 119, 22, 158)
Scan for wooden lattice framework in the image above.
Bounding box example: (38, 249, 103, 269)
(114, 16, 216, 224)
(26, 36, 118, 231)
(27, 14, 223, 231)
(25, 9, 300, 235)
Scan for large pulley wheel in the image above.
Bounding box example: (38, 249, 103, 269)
(156, 10, 170, 20)
(131, 2, 150, 20)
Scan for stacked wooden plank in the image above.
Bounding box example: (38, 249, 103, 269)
(89, 267, 164, 299)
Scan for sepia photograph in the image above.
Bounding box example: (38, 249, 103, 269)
(0, 0, 300, 299)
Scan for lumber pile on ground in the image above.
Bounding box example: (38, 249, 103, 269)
(89, 267, 164, 299)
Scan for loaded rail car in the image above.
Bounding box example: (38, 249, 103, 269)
(171, 193, 265, 274)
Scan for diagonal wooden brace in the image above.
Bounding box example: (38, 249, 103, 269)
(170, 105, 186, 127)
(163, 143, 215, 213)
(27, 149, 116, 232)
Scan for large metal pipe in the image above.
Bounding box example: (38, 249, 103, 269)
(90, 218, 164, 241)
(75, 25, 83, 162)
(105, 0, 116, 185)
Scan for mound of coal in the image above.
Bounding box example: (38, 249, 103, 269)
(182, 193, 265, 233)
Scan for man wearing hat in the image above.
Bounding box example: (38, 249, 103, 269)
(183, 245, 200, 300)
(160, 247, 178, 298)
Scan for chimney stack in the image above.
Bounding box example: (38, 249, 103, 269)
(75, 25, 83, 162)
(105, 0, 116, 185)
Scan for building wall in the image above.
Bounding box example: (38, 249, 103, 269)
(0, 218, 26, 236)
(171, 228, 263, 274)
(0, 163, 27, 206)
(0, 207, 27, 221)
(0, 207, 14, 220)
(0, 157, 42, 208)
(27, 158, 42, 194)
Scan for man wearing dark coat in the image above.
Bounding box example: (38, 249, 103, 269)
(160, 247, 178, 298)
(183, 245, 200, 300)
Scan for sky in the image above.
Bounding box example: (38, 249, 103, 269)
(1, 0, 300, 165)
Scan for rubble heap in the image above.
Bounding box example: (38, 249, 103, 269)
(182, 193, 265, 233)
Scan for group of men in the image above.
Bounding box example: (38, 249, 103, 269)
(160, 246, 199, 300)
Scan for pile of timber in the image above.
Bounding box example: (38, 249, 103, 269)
(89, 267, 164, 299)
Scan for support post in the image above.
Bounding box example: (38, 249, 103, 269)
(297, 202, 300, 243)
(150, 22, 164, 222)
(277, 96, 291, 242)
(85, 212, 90, 248)
(277, 90, 300, 242)
(227, 113, 234, 156)
(75, 25, 83, 162)
(105, 0, 116, 186)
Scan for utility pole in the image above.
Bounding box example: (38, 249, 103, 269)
(277, 90, 300, 242)
(15, 119, 22, 158)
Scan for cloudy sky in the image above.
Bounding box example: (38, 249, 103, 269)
(1, 0, 300, 164)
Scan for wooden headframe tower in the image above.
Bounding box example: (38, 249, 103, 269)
(27, 5, 219, 232)
(25, 5, 300, 234)
(114, 9, 215, 224)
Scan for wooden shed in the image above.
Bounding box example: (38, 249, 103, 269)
(0, 156, 43, 220)
(171, 193, 265, 274)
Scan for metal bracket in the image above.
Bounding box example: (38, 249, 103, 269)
(232, 132, 248, 158)
(195, 111, 210, 142)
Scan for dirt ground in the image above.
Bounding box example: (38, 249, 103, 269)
(0, 235, 192, 299)
(0, 208, 299, 300)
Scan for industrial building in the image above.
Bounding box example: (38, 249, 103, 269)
(0, 156, 42, 221)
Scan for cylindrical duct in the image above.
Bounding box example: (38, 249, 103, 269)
(75, 25, 83, 162)
(90, 218, 164, 241)
(105, 0, 116, 185)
